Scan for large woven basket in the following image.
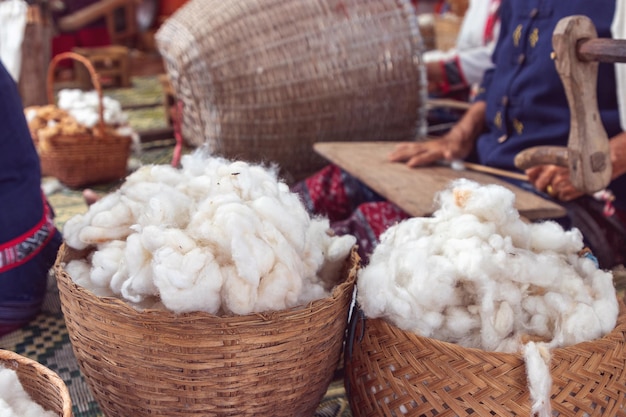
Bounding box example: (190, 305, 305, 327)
(55, 243, 358, 417)
(156, 0, 427, 183)
(345, 301, 626, 416)
(37, 52, 132, 188)
(0, 349, 73, 417)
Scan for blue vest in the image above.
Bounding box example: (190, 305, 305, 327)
(475, 0, 626, 208)
(0, 62, 46, 243)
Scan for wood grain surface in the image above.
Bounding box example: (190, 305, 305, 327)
(314, 141, 567, 220)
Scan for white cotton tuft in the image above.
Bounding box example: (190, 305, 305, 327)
(0, 367, 57, 417)
(152, 247, 224, 314)
(523, 342, 553, 417)
(358, 179, 618, 352)
(90, 240, 126, 287)
(65, 259, 92, 287)
(62, 150, 355, 316)
(357, 179, 621, 417)
(529, 221, 584, 254)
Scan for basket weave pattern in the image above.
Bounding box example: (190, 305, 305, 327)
(345, 302, 626, 416)
(0, 349, 73, 417)
(36, 52, 132, 188)
(156, 0, 427, 183)
(55, 244, 358, 417)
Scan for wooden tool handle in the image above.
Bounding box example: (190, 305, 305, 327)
(460, 161, 529, 181)
(552, 15, 612, 193)
(514, 146, 569, 171)
(578, 38, 626, 64)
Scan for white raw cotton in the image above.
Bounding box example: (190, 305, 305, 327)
(357, 179, 619, 417)
(57, 89, 128, 127)
(55, 89, 141, 154)
(63, 150, 356, 315)
(0, 366, 56, 417)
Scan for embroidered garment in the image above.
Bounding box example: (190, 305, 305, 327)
(0, 60, 61, 336)
(292, 165, 409, 261)
(0, 196, 56, 273)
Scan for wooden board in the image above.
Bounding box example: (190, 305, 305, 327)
(314, 141, 567, 220)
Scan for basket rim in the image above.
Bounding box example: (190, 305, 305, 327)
(46, 51, 106, 131)
(0, 349, 73, 417)
(357, 297, 626, 360)
(55, 242, 359, 321)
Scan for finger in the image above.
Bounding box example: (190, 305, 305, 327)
(534, 171, 555, 192)
(556, 185, 583, 201)
(388, 144, 422, 162)
(524, 166, 543, 182)
(533, 165, 564, 192)
(406, 150, 441, 168)
(552, 178, 583, 201)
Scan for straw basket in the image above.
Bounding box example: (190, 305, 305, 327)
(55, 243, 359, 417)
(0, 349, 73, 417)
(345, 301, 626, 416)
(36, 52, 132, 188)
(156, 0, 427, 183)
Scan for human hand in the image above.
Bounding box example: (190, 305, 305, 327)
(525, 164, 585, 201)
(388, 140, 450, 167)
(388, 124, 475, 168)
(389, 101, 484, 168)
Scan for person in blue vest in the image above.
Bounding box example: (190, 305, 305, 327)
(389, 0, 626, 267)
(294, 0, 626, 268)
(0, 61, 62, 336)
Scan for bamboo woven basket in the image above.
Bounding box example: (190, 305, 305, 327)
(156, 0, 427, 183)
(345, 301, 626, 416)
(35, 52, 132, 188)
(0, 349, 73, 417)
(54, 243, 359, 417)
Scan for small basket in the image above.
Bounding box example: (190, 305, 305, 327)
(156, 0, 427, 183)
(36, 52, 132, 188)
(433, 13, 463, 52)
(0, 349, 73, 417)
(344, 301, 626, 416)
(55, 243, 358, 417)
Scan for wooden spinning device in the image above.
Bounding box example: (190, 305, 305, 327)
(515, 15, 626, 194)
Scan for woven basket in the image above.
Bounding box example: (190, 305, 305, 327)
(55, 243, 358, 417)
(434, 13, 463, 52)
(156, 0, 427, 183)
(345, 301, 626, 416)
(36, 52, 132, 188)
(0, 349, 73, 417)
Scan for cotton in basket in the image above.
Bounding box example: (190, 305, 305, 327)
(55, 151, 359, 417)
(345, 179, 626, 417)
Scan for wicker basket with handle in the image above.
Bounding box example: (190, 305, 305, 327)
(345, 300, 626, 416)
(55, 243, 359, 417)
(35, 51, 132, 188)
(156, 0, 427, 183)
(0, 349, 73, 417)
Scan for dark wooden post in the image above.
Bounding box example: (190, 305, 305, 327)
(18, 5, 53, 107)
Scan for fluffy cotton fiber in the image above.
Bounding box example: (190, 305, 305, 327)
(359, 178, 618, 350)
(357, 179, 619, 416)
(56, 89, 128, 128)
(0, 366, 57, 417)
(63, 150, 355, 316)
